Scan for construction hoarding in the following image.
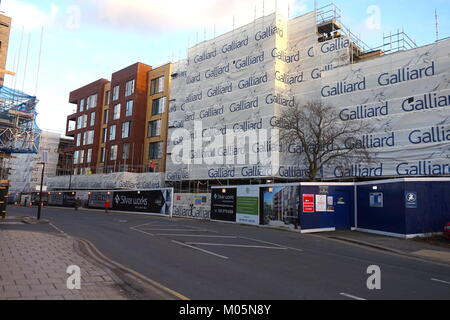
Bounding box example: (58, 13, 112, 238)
(166, 10, 450, 181)
(173, 193, 211, 219)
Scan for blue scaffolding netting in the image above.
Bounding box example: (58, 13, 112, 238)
(0, 85, 41, 154)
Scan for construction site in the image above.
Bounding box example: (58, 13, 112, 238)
(0, 11, 41, 217)
(165, 2, 446, 186)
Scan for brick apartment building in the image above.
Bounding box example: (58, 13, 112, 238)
(101, 62, 152, 173)
(64, 62, 171, 176)
(66, 78, 109, 175)
(144, 63, 172, 173)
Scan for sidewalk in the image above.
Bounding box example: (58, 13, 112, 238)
(0, 217, 129, 300)
(318, 230, 450, 264)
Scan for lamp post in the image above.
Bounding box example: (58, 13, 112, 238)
(37, 162, 45, 220)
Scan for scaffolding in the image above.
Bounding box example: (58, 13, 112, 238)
(0, 85, 40, 155)
(373, 29, 418, 55)
(315, 3, 417, 63)
(316, 4, 372, 58)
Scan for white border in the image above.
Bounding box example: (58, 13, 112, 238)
(356, 228, 444, 239)
(356, 177, 450, 186)
(301, 228, 336, 234)
(208, 177, 450, 190)
(211, 182, 301, 189)
(300, 182, 355, 186)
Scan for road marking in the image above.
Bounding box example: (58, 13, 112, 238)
(177, 225, 222, 233)
(171, 240, 229, 260)
(239, 236, 303, 252)
(141, 225, 182, 227)
(130, 227, 155, 236)
(131, 222, 157, 229)
(156, 234, 238, 238)
(340, 293, 367, 301)
(185, 242, 289, 250)
(50, 223, 67, 235)
(142, 225, 221, 233)
(139, 228, 217, 232)
(431, 278, 450, 285)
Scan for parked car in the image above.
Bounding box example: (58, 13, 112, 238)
(444, 222, 450, 239)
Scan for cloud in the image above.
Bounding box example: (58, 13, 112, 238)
(80, 0, 309, 33)
(35, 91, 72, 135)
(2, 0, 58, 30)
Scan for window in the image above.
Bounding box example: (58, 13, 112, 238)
(110, 145, 118, 161)
(79, 99, 85, 112)
(83, 131, 94, 145)
(103, 110, 109, 124)
(109, 125, 116, 141)
(84, 130, 94, 145)
(76, 116, 82, 130)
(68, 120, 76, 132)
(101, 128, 107, 143)
(122, 143, 130, 160)
(86, 149, 92, 164)
(79, 150, 85, 164)
(113, 85, 120, 101)
(149, 141, 163, 159)
(90, 112, 96, 127)
(82, 114, 88, 128)
(125, 79, 135, 97)
(100, 148, 106, 163)
(113, 104, 121, 120)
(148, 120, 161, 137)
(122, 121, 131, 139)
(87, 94, 98, 109)
(152, 97, 166, 116)
(150, 76, 164, 95)
(105, 90, 110, 105)
(74, 151, 79, 164)
(125, 100, 133, 117)
(76, 134, 81, 147)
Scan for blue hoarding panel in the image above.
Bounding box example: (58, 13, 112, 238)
(300, 185, 354, 231)
(404, 181, 450, 235)
(357, 180, 450, 236)
(356, 183, 406, 235)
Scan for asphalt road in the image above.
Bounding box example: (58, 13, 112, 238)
(5, 206, 450, 300)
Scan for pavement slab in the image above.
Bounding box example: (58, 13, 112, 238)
(318, 230, 450, 264)
(0, 229, 129, 300)
(413, 250, 450, 263)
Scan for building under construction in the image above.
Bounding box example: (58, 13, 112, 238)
(0, 12, 40, 218)
(165, 3, 450, 189)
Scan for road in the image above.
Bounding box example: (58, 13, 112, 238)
(5, 206, 450, 300)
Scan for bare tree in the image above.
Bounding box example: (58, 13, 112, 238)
(279, 100, 373, 181)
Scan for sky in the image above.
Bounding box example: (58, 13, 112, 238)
(1, 0, 449, 135)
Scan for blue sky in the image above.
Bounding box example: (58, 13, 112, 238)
(1, 0, 449, 134)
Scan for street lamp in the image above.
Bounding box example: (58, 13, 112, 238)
(37, 162, 46, 220)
